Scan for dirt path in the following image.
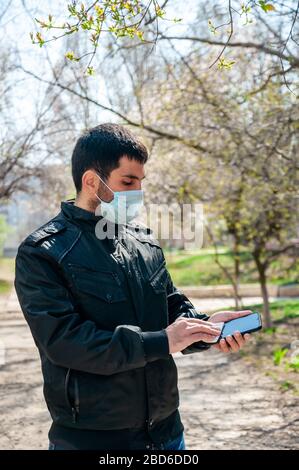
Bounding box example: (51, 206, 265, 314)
(176, 349, 298, 449)
(0, 290, 298, 450)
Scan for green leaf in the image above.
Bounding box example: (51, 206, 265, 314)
(65, 50, 80, 61)
(258, 1, 276, 12)
(86, 66, 95, 76)
(208, 19, 217, 35)
(136, 30, 145, 41)
(36, 32, 45, 47)
(217, 57, 236, 70)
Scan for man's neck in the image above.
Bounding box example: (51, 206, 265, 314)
(74, 194, 98, 213)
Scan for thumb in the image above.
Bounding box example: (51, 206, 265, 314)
(233, 310, 252, 318)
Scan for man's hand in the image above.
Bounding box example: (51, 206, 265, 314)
(209, 310, 252, 353)
(165, 317, 223, 354)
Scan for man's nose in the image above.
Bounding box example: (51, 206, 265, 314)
(134, 181, 142, 190)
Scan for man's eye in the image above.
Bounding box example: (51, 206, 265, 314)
(123, 181, 132, 186)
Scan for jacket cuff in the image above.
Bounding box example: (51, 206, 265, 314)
(141, 329, 170, 362)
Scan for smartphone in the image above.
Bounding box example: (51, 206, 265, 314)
(218, 312, 262, 341)
(182, 312, 262, 353)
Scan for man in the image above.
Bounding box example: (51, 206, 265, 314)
(15, 123, 250, 450)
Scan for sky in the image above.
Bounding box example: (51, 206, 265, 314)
(0, 0, 199, 133)
(0, 1, 295, 147)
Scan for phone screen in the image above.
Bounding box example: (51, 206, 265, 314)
(220, 312, 261, 338)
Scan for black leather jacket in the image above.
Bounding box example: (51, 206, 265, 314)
(15, 201, 210, 432)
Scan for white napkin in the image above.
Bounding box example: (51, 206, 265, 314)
(203, 321, 224, 343)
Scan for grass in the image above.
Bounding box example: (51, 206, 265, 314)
(243, 299, 299, 322)
(165, 248, 298, 286)
(0, 257, 15, 296)
(273, 348, 288, 366)
(235, 298, 299, 395)
(0, 257, 15, 277)
(0, 279, 11, 295)
(221, 299, 299, 323)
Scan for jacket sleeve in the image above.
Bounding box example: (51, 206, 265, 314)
(166, 266, 211, 354)
(14, 243, 170, 375)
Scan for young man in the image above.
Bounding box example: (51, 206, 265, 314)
(15, 123, 250, 450)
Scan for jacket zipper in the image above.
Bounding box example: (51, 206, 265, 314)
(148, 260, 166, 283)
(65, 368, 80, 423)
(112, 272, 121, 286)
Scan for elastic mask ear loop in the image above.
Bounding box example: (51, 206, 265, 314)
(94, 172, 114, 203)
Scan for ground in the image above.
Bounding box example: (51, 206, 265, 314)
(0, 290, 298, 450)
(165, 249, 298, 287)
(176, 349, 299, 449)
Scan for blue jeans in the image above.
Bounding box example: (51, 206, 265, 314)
(160, 431, 186, 450)
(48, 431, 186, 451)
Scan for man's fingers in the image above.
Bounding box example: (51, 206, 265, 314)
(225, 335, 239, 352)
(216, 333, 250, 353)
(182, 318, 219, 328)
(215, 310, 252, 322)
(233, 310, 252, 318)
(233, 331, 245, 348)
(219, 338, 231, 353)
(192, 332, 220, 343)
(187, 323, 222, 337)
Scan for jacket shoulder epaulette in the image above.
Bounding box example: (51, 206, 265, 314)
(125, 222, 161, 248)
(22, 217, 81, 264)
(26, 220, 67, 246)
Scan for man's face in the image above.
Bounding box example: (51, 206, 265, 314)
(81, 155, 146, 210)
(106, 155, 146, 192)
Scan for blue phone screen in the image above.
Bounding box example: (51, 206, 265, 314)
(221, 312, 261, 338)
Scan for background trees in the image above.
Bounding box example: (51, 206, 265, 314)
(0, 0, 298, 327)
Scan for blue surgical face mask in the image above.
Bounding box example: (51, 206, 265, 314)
(94, 173, 144, 224)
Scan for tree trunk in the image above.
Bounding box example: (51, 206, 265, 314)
(254, 255, 272, 328)
(206, 225, 241, 308)
(233, 237, 241, 309)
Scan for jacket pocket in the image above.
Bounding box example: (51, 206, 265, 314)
(67, 266, 131, 328)
(149, 261, 169, 294)
(69, 266, 127, 303)
(64, 368, 80, 423)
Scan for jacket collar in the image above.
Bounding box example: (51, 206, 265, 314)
(61, 199, 103, 232)
(60, 200, 128, 240)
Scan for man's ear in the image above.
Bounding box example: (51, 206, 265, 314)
(81, 170, 99, 195)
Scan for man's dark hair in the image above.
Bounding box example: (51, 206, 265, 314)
(71, 123, 148, 193)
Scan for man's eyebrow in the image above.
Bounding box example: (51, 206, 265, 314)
(122, 174, 146, 180)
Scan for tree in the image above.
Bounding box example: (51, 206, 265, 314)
(31, 1, 299, 93)
(115, 46, 298, 326)
(0, 6, 98, 205)
(14, 0, 298, 327)
(30, 0, 173, 75)
(0, 52, 74, 202)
